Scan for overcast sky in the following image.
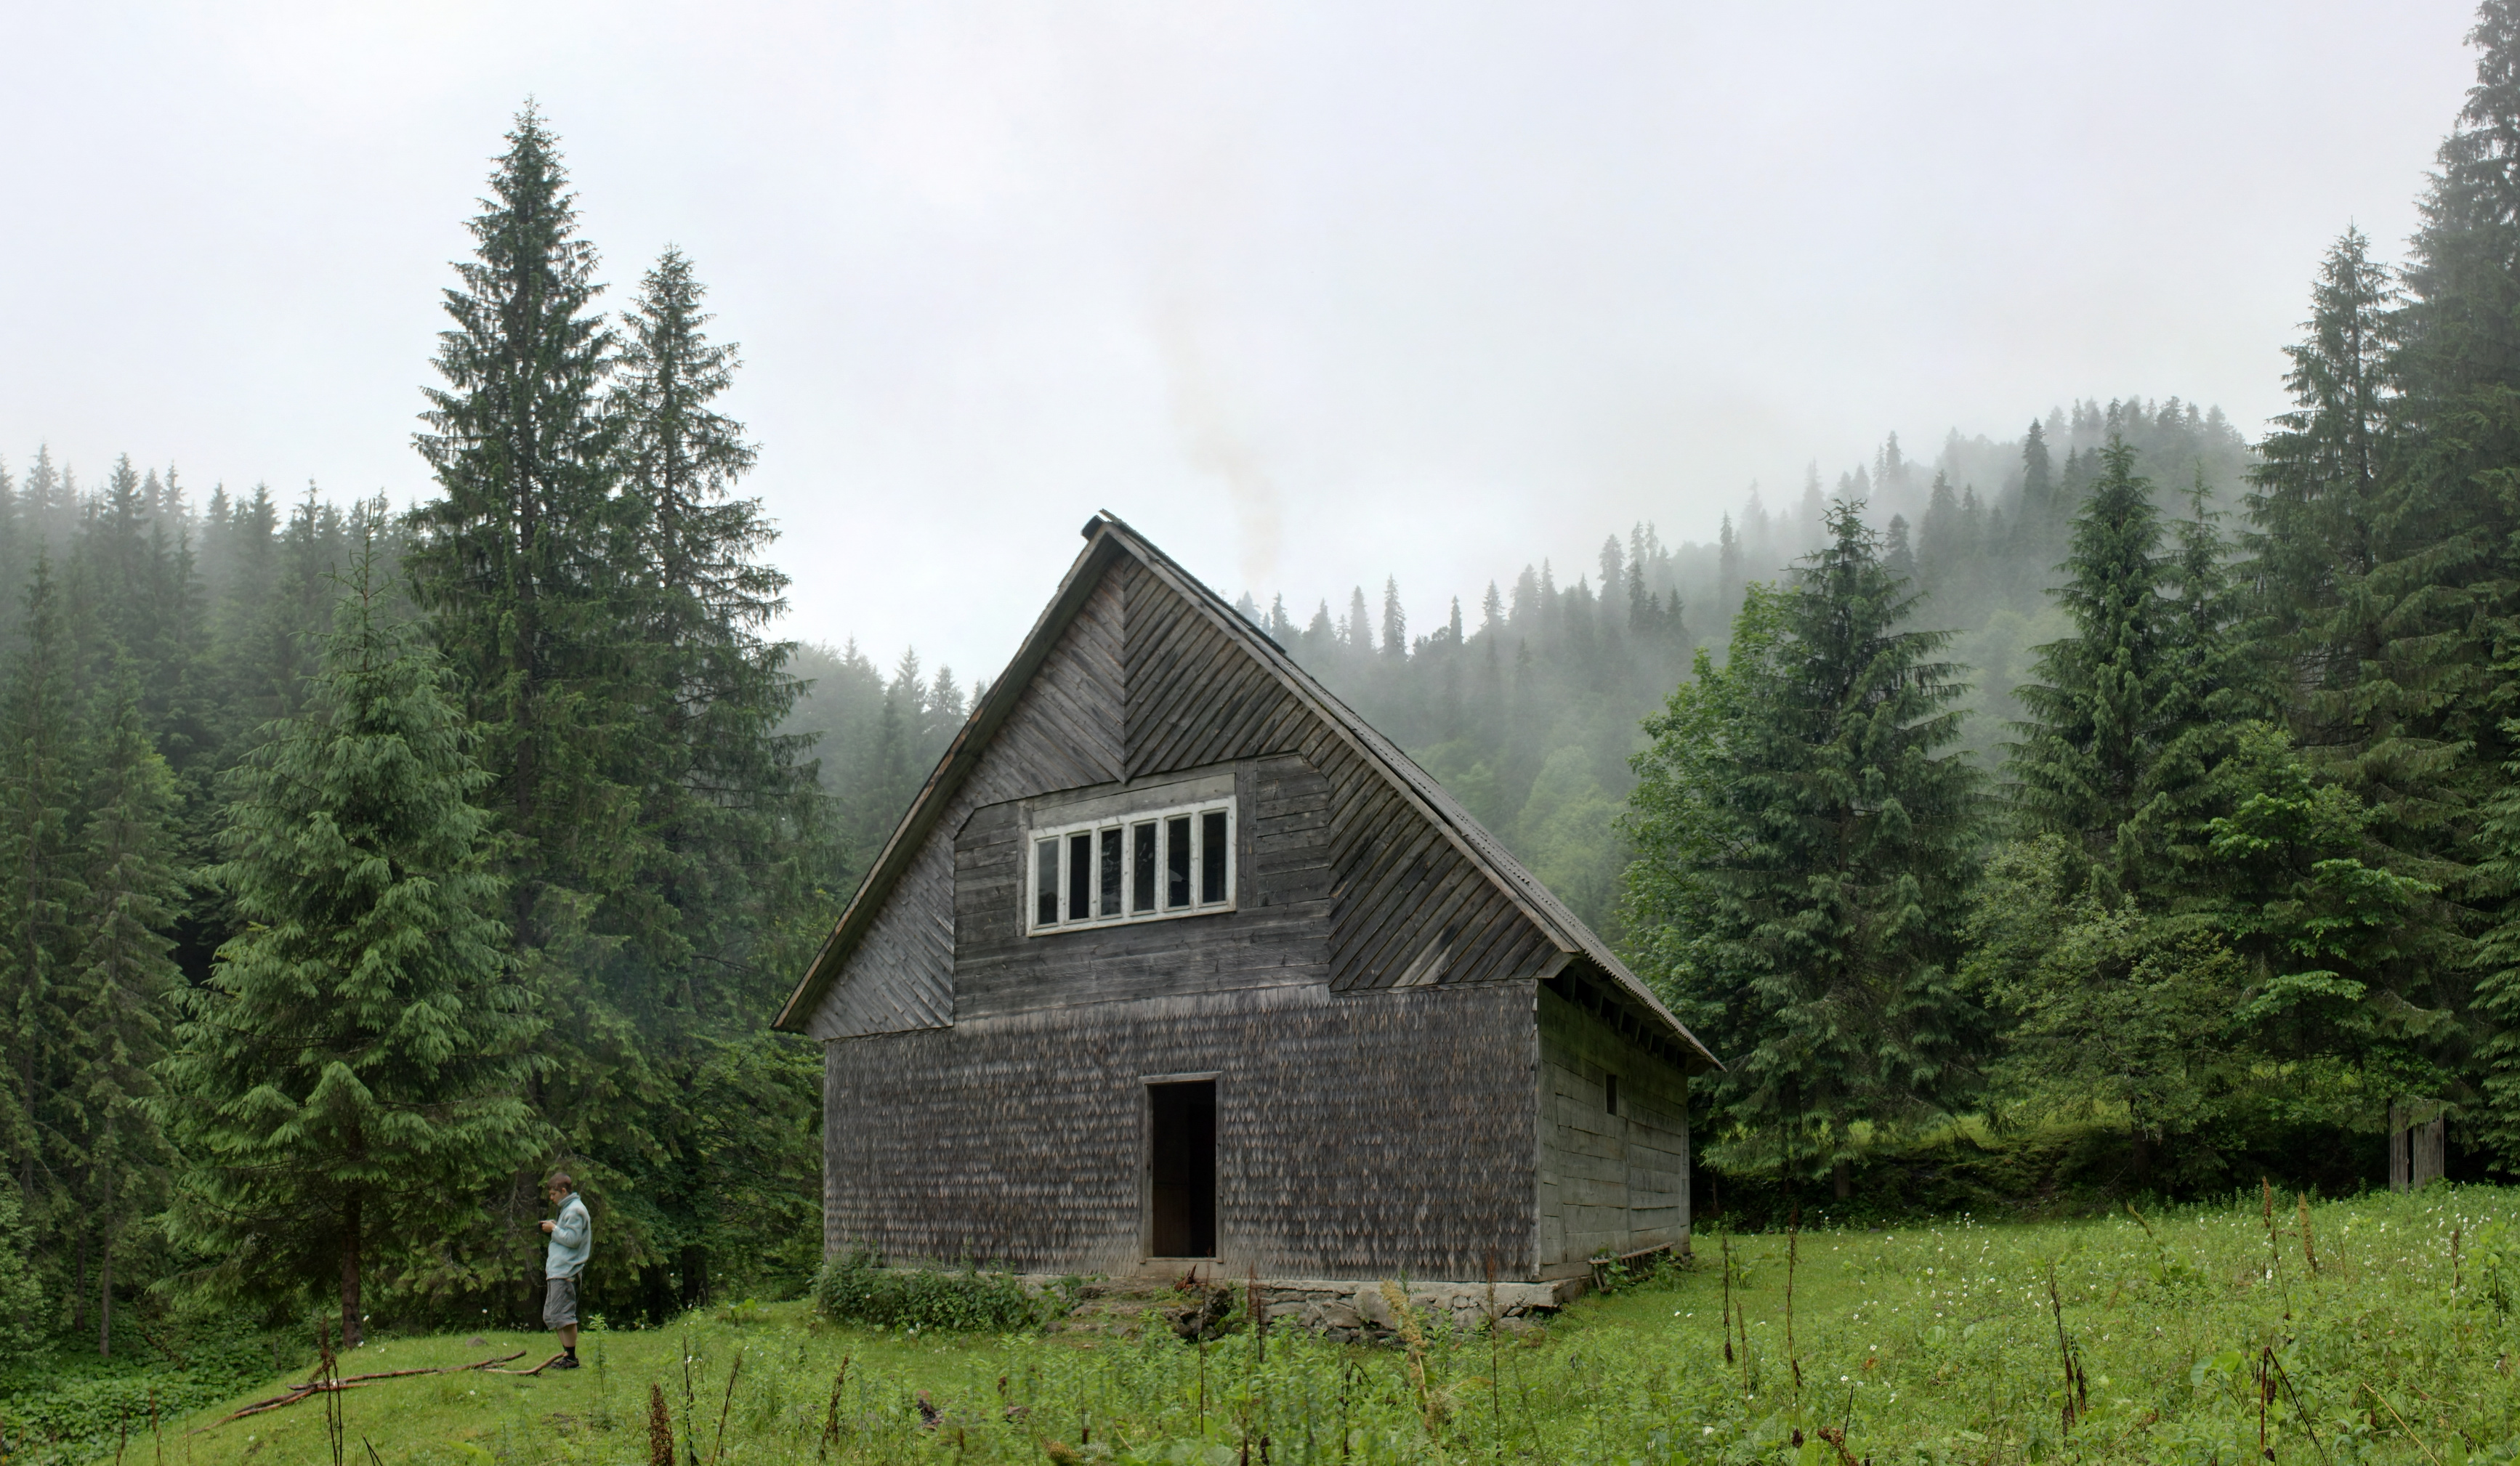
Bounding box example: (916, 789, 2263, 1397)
(0, 1, 2481, 683)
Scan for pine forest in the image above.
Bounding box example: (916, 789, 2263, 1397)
(9, 1, 2520, 1409)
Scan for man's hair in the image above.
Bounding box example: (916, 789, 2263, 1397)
(546, 1172, 574, 1193)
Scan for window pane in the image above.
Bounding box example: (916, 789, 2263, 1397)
(1035, 839, 1059, 926)
(1067, 833, 1092, 923)
(1099, 827, 1123, 918)
(1132, 822, 1157, 913)
(1166, 816, 1192, 908)
(1201, 809, 1228, 904)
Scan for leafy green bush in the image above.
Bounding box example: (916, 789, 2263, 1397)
(1588, 1244, 1691, 1295)
(0, 1329, 278, 1465)
(811, 1248, 1072, 1333)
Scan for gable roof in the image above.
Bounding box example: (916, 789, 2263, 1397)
(773, 513, 1718, 1071)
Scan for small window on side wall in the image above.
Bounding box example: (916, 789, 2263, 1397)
(1027, 796, 1236, 935)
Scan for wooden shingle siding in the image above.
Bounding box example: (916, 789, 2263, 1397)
(822, 982, 1539, 1279)
(1115, 561, 1562, 993)
(1534, 984, 1691, 1276)
(806, 575, 1126, 1040)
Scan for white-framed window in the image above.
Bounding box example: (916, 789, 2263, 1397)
(1028, 797, 1235, 934)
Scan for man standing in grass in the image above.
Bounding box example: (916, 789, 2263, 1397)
(539, 1173, 590, 1369)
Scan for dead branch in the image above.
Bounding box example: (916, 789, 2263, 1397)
(192, 1352, 529, 1433)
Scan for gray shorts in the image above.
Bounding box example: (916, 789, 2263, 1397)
(543, 1275, 578, 1329)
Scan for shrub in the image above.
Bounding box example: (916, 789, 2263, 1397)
(810, 1249, 1072, 1333)
(1588, 1245, 1689, 1295)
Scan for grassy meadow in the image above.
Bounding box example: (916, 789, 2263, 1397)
(28, 1186, 2519, 1465)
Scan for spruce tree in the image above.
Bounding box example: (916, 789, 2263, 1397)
(1883, 514, 1916, 587)
(1916, 473, 1961, 592)
(1624, 501, 1981, 1195)
(1965, 836, 2250, 1182)
(2245, 227, 2393, 726)
(2012, 418, 2053, 559)
(0, 559, 89, 1284)
(410, 104, 626, 934)
(2008, 441, 2209, 895)
(603, 246, 823, 1302)
(0, 1182, 40, 1355)
(609, 245, 808, 985)
(65, 668, 182, 1356)
(1992, 435, 2423, 1173)
(2353, 0, 2520, 870)
(162, 551, 539, 1345)
(2333, 4, 2520, 1155)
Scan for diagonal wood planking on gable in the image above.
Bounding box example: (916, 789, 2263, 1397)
(806, 572, 1125, 1040)
(1116, 556, 1560, 994)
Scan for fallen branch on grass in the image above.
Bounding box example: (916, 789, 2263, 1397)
(195, 1351, 528, 1430)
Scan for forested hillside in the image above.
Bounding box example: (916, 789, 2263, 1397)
(1611, 0, 2520, 1200)
(773, 398, 2252, 941)
(1216, 397, 2254, 935)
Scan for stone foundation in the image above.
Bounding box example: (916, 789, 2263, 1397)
(1251, 1277, 1581, 1340)
(1046, 1272, 1589, 1343)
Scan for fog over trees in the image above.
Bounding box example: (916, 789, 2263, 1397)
(5, 0, 2520, 1366)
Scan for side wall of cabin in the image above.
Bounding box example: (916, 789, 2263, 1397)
(1534, 984, 1691, 1277)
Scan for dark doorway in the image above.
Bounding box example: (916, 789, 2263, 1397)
(1147, 1080, 1216, 1258)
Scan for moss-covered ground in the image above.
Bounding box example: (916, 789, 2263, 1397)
(20, 1186, 2519, 1464)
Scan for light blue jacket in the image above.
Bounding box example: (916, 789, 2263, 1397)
(546, 1194, 591, 1280)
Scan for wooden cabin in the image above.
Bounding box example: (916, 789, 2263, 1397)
(772, 514, 1720, 1286)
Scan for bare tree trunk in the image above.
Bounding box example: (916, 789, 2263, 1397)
(2414, 1115, 2447, 1188)
(1832, 1159, 1851, 1202)
(72, 1231, 85, 1336)
(339, 1191, 362, 1350)
(2130, 1126, 2150, 1188)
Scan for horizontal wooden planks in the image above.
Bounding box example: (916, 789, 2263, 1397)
(953, 755, 1333, 1020)
(1532, 984, 1691, 1273)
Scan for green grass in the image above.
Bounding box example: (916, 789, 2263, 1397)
(78, 1186, 2520, 1464)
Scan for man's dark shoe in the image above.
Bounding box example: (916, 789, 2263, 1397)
(551, 1354, 581, 1369)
